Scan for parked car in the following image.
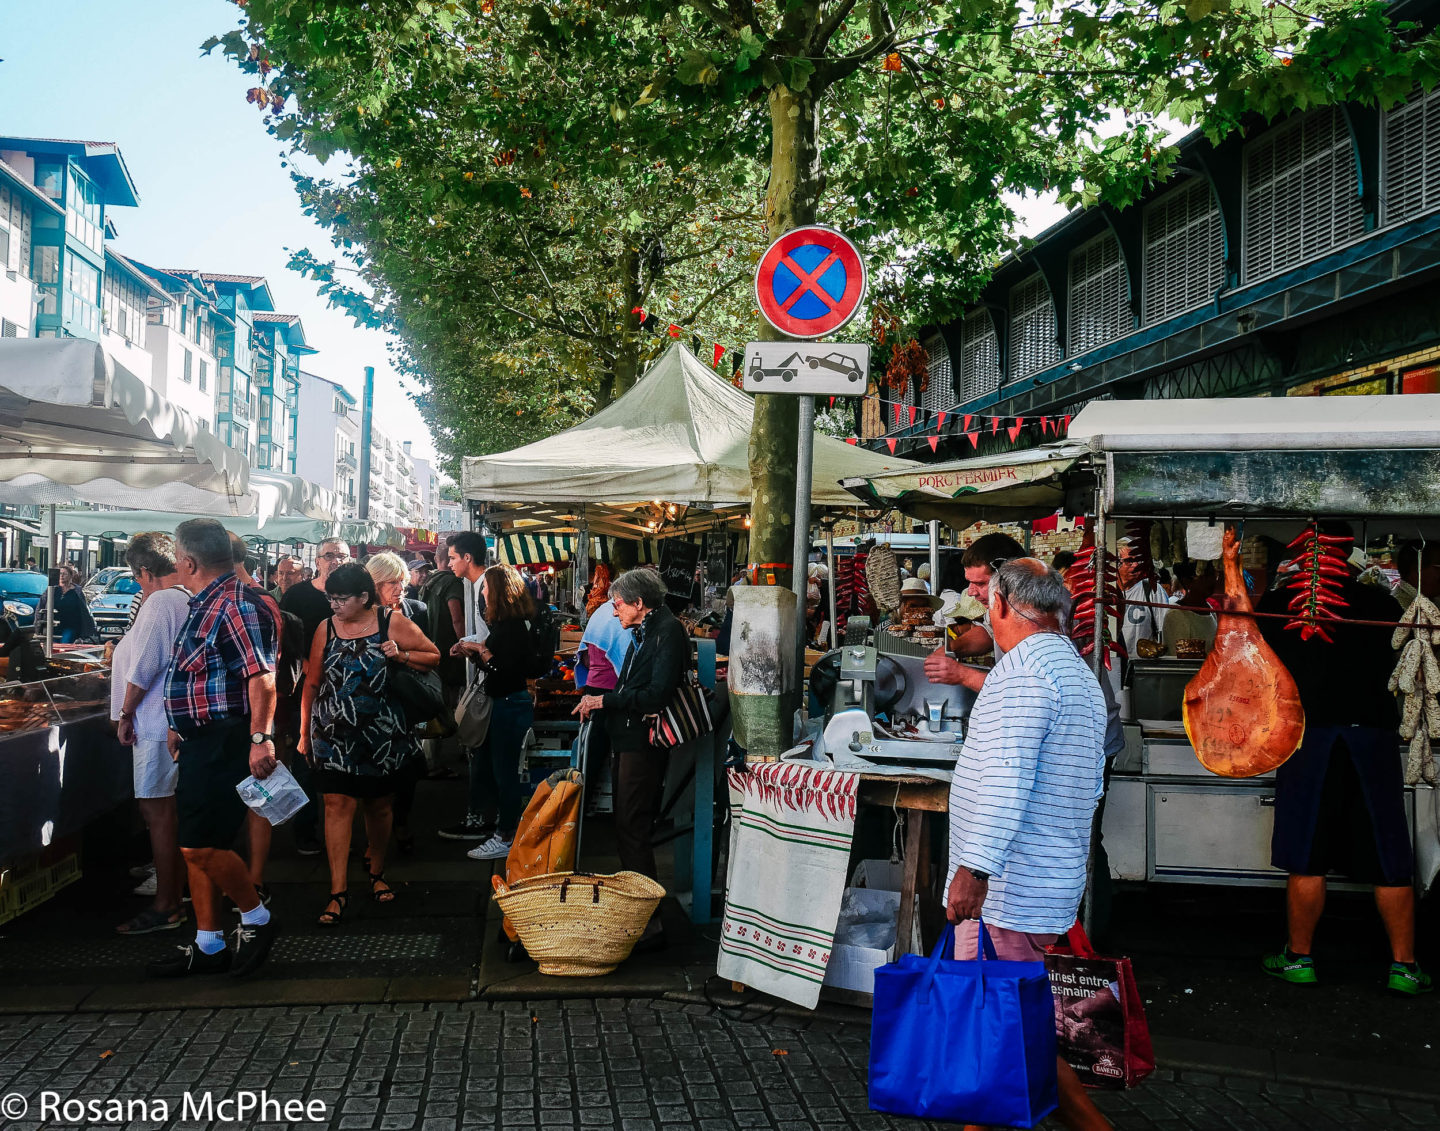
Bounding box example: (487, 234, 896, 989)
(83, 566, 130, 602)
(89, 570, 140, 639)
(0, 569, 48, 629)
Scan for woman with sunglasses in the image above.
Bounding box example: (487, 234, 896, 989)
(298, 563, 440, 925)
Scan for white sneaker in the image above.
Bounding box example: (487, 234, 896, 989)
(129, 862, 156, 880)
(132, 874, 158, 897)
(466, 834, 512, 861)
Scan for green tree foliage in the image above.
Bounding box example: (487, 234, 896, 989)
(214, 0, 1437, 538)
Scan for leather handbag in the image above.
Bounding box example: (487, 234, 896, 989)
(455, 674, 493, 747)
(381, 608, 446, 724)
(646, 670, 713, 750)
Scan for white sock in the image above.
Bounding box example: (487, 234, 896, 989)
(240, 902, 271, 927)
(195, 930, 226, 954)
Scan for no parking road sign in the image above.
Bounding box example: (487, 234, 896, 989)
(754, 225, 867, 339)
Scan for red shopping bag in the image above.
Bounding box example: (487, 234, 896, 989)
(1044, 923, 1155, 1089)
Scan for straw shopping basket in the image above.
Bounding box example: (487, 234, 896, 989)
(490, 871, 666, 976)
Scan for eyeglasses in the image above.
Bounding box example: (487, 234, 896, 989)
(327, 594, 360, 605)
(319, 552, 345, 561)
(989, 557, 1012, 572)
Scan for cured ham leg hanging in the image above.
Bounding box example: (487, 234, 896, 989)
(1182, 525, 1305, 777)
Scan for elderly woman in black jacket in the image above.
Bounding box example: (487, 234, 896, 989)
(576, 568, 690, 898)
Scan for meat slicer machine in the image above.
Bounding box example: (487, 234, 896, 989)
(816, 643, 967, 765)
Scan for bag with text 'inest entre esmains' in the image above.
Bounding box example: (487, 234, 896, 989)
(1045, 922, 1155, 1089)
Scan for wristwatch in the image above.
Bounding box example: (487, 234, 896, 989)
(250, 732, 275, 745)
(965, 867, 990, 883)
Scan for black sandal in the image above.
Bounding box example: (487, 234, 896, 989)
(318, 891, 348, 926)
(369, 872, 396, 904)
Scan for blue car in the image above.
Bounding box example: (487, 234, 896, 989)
(0, 569, 47, 629)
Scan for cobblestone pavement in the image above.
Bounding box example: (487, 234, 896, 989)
(1, 999, 1435, 1131)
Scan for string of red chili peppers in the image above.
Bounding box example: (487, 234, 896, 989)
(1068, 543, 1126, 669)
(1282, 524, 1354, 644)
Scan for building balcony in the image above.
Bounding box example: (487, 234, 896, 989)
(336, 452, 357, 472)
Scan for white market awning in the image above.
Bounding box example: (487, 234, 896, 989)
(462, 344, 916, 508)
(0, 338, 249, 511)
(1067, 395, 1440, 452)
(48, 508, 403, 547)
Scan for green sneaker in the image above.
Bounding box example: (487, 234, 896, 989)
(1387, 963, 1433, 996)
(1262, 948, 1317, 985)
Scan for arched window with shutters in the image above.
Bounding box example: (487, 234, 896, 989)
(959, 308, 1001, 401)
(1383, 84, 1440, 226)
(920, 333, 954, 416)
(1068, 231, 1130, 355)
(1142, 177, 1223, 324)
(1242, 106, 1364, 281)
(1008, 274, 1061, 380)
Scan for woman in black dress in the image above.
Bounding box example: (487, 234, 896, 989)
(299, 564, 439, 925)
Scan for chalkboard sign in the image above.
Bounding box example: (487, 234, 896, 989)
(705, 532, 730, 588)
(659, 539, 702, 607)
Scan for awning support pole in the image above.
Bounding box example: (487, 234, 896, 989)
(928, 520, 940, 596)
(826, 526, 838, 651)
(791, 395, 816, 664)
(45, 504, 56, 660)
(1091, 476, 1107, 679)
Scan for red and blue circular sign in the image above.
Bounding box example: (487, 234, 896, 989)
(754, 225, 867, 339)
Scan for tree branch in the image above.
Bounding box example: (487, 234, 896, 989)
(820, 0, 898, 83)
(513, 219, 601, 338)
(683, 0, 740, 36)
(812, 0, 860, 53)
(483, 279, 603, 346)
(679, 271, 747, 326)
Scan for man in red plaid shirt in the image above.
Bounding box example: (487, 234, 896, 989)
(150, 518, 280, 979)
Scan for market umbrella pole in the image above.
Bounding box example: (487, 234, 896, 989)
(928, 520, 940, 595)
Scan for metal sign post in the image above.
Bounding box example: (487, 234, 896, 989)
(791, 395, 816, 659)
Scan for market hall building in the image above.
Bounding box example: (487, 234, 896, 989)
(861, 84, 1440, 458)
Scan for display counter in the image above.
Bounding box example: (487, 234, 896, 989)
(1103, 661, 1431, 887)
(0, 666, 130, 863)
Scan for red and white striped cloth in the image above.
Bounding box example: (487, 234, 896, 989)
(716, 762, 859, 1009)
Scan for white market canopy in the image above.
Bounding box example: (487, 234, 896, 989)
(48, 508, 403, 548)
(1067, 394, 1440, 452)
(0, 337, 249, 511)
(462, 345, 917, 514)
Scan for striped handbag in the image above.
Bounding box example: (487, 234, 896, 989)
(647, 671, 714, 750)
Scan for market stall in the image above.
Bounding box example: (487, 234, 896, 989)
(463, 345, 919, 925)
(0, 338, 248, 922)
(839, 394, 1440, 895)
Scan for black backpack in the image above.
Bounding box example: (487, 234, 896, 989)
(524, 605, 561, 678)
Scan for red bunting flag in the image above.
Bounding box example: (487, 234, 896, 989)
(1007, 417, 1026, 441)
(667, 323, 682, 337)
(962, 414, 973, 432)
(845, 437, 858, 445)
(966, 431, 980, 449)
(713, 343, 725, 367)
(1061, 414, 1073, 432)
(828, 396, 836, 408)
(991, 417, 1000, 436)
(908, 406, 917, 426)
(937, 411, 947, 430)
(1040, 415, 1052, 435)
(892, 403, 903, 427)
(927, 436, 939, 452)
(885, 438, 898, 454)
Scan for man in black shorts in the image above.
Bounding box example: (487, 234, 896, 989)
(1257, 530, 1430, 996)
(150, 519, 280, 978)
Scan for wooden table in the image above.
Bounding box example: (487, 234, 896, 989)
(856, 773, 949, 957)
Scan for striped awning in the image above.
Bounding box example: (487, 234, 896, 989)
(497, 532, 574, 565)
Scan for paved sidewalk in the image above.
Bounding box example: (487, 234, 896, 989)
(2, 999, 1435, 1131)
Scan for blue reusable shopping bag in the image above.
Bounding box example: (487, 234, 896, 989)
(868, 922, 1059, 1127)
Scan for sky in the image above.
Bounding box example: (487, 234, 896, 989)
(0, 0, 438, 462)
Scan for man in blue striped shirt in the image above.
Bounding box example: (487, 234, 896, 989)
(946, 558, 1110, 1131)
